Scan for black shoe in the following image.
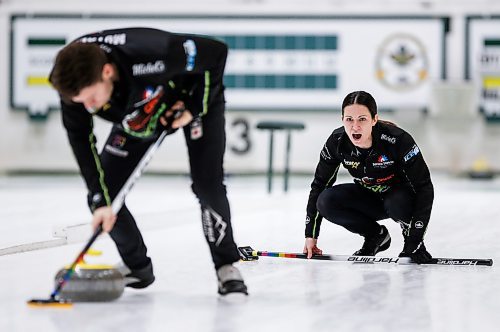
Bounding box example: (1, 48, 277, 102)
(217, 265, 248, 296)
(354, 225, 391, 256)
(124, 262, 155, 289)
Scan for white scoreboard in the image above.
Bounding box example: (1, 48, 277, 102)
(10, 15, 447, 118)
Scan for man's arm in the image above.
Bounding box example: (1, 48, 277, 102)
(61, 101, 111, 211)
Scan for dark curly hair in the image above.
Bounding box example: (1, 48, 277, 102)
(49, 42, 107, 101)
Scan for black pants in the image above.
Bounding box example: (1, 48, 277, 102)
(97, 99, 239, 271)
(316, 183, 415, 238)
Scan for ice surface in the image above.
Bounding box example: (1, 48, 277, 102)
(0, 174, 498, 332)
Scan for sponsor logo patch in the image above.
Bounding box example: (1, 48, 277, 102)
(183, 39, 197, 71)
(80, 33, 126, 45)
(122, 86, 164, 133)
(414, 221, 424, 229)
(381, 134, 396, 144)
(190, 117, 203, 140)
(378, 155, 389, 162)
(358, 182, 390, 193)
(99, 44, 112, 53)
(111, 135, 126, 148)
(132, 60, 166, 76)
(344, 160, 360, 169)
(373, 155, 394, 168)
(321, 145, 332, 160)
(92, 193, 102, 203)
(404, 144, 420, 162)
(376, 174, 395, 183)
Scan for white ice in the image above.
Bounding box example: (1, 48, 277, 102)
(0, 173, 499, 332)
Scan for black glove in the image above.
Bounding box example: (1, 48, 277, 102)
(397, 218, 432, 264)
(399, 239, 432, 264)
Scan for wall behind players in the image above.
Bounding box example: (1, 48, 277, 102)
(1, 0, 499, 175)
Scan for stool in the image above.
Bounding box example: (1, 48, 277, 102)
(256, 121, 305, 193)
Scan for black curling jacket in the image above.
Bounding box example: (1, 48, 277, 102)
(305, 121, 434, 239)
(59, 27, 228, 210)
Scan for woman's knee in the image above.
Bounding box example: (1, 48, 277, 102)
(316, 189, 332, 216)
(384, 190, 414, 221)
(316, 188, 346, 219)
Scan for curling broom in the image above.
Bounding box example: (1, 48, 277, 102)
(28, 110, 183, 307)
(238, 246, 493, 266)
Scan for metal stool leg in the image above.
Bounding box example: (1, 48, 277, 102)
(257, 120, 304, 194)
(267, 130, 275, 193)
(284, 130, 292, 192)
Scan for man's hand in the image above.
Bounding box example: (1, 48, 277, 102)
(92, 206, 117, 233)
(160, 100, 193, 129)
(303, 237, 323, 259)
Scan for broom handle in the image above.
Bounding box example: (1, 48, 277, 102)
(50, 129, 170, 299)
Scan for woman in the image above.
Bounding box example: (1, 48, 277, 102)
(303, 91, 434, 264)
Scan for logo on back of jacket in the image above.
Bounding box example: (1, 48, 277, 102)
(132, 60, 166, 76)
(80, 33, 126, 45)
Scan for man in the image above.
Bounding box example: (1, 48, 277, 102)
(49, 27, 247, 296)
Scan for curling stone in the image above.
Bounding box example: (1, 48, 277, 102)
(55, 263, 125, 302)
(468, 157, 494, 179)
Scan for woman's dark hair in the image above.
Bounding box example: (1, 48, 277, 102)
(341, 91, 377, 118)
(49, 42, 107, 100)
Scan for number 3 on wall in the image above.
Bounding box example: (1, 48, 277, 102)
(230, 118, 251, 155)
